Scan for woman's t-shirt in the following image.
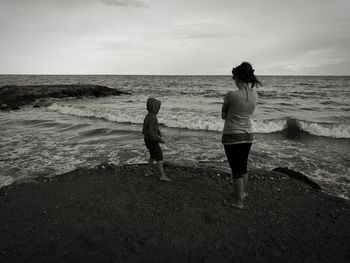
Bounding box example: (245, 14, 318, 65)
(222, 88, 258, 144)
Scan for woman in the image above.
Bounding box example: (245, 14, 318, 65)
(222, 62, 261, 209)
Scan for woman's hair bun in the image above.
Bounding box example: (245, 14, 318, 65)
(232, 62, 262, 88)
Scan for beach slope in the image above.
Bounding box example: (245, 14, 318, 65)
(0, 164, 349, 262)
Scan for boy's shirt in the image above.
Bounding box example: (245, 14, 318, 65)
(143, 98, 162, 143)
(143, 112, 162, 142)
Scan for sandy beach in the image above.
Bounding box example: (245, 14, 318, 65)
(0, 163, 349, 262)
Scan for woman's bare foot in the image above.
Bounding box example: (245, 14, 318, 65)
(231, 200, 244, 210)
(223, 199, 244, 209)
(229, 192, 247, 200)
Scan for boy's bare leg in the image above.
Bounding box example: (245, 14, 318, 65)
(145, 159, 155, 177)
(157, 160, 171, 182)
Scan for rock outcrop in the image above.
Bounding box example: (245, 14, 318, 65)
(273, 167, 322, 190)
(0, 84, 130, 110)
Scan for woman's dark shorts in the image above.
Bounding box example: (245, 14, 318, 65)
(224, 143, 252, 179)
(144, 139, 163, 161)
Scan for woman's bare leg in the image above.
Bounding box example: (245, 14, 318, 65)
(242, 173, 248, 199)
(232, 178, 244, 209)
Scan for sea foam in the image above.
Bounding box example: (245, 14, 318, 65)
(48, 103, 350, 138)
(297, 121, 350, 138)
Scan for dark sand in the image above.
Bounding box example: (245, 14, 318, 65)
(0, 164, 349, 263)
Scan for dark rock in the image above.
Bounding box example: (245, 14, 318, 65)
(33, 99, 52, 108)
(0, 84, 131, 111)
(272, 167, 322, 190)
(285, 118, 302, 139)
(0, 104, 9, 110)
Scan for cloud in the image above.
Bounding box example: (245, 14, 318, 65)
(101, 0, 146, 7)
(170, 18, 250, 40)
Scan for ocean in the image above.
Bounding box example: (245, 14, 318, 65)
(0, 75, 349, 199)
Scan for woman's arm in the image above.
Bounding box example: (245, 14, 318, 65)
(221, 93, 229, 119)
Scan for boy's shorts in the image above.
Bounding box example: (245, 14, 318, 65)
(144, 139, 163, 161)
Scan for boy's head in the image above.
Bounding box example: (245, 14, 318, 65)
(146, 98, 161, 114)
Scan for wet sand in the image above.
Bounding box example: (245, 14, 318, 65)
(0, 163, 349, 262)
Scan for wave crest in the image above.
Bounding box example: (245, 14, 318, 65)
(48, 103, 350, 138)
(297, 120, 350, 138)
(252, 119, 287, 133)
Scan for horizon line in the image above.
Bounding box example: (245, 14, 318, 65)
(0, 73, 349, 77)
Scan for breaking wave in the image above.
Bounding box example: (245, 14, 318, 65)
(48, 103, 350, 138)
(297, 120, 350, 138)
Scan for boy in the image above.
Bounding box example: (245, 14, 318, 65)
(142, 98, 171, 182)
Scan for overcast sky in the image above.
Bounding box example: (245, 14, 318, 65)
(0, 0, 349, 75)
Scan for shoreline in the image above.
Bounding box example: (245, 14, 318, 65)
(1, 163, 349, 262)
